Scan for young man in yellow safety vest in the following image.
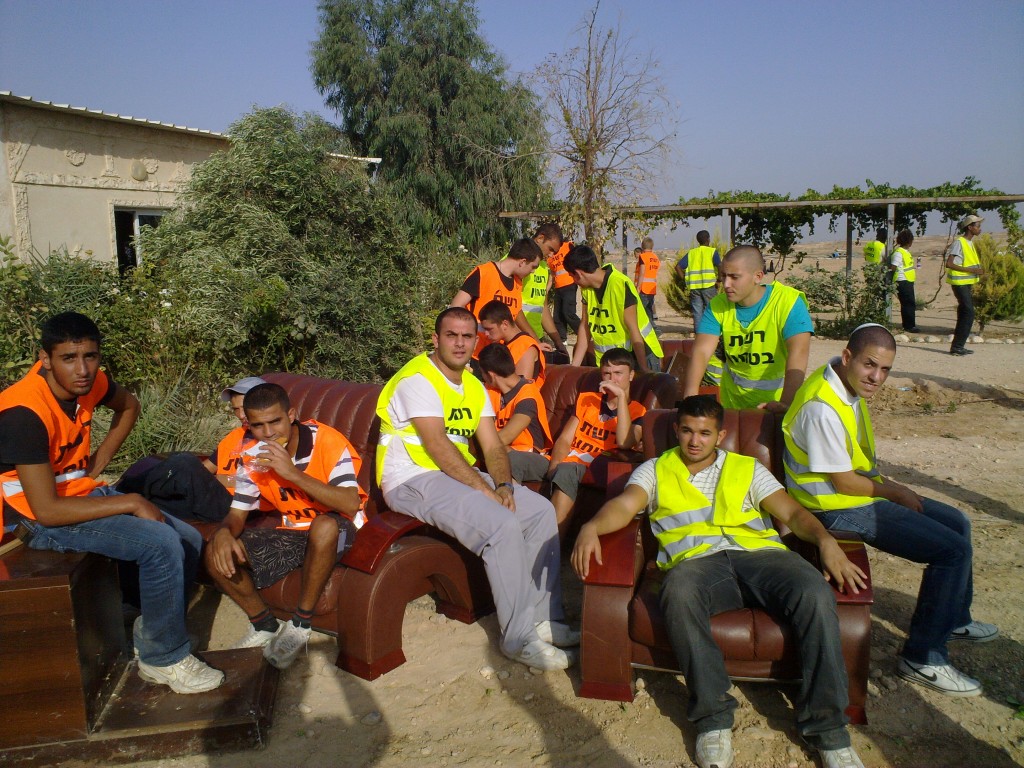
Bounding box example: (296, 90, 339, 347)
(682, 245, 812, 412)
(675, 229, 721, 333)
(565, 244, 662, 372)
(573, 395, 867, 768)
(783, 323, 997, 697)
(375, 307, 578, 671)
(889, 229, 919, 332)
(944, 214, 985, 356)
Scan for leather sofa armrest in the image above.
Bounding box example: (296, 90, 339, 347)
(784, 532, 874, 606)
(581, 517, 645, 588)
(341, 510, 427, 575)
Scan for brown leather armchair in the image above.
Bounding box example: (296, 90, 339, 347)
(577, 407, 873, 724)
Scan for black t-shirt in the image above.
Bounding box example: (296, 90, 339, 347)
(459, 263, 515, 301)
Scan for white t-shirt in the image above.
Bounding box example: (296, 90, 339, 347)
(785, 357, 871, 473)
(626, 449, 784, 559)
(380, 362, 495, 498)
(948, 237, 967, 268)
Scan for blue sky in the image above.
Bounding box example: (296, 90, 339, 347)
(2, 0, 1021, 243)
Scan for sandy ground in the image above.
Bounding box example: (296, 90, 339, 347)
(121, 238, 1023, 768)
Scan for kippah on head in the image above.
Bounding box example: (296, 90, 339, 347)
(847, 323, 896, 356)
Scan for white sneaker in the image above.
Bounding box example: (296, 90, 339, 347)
(502, 639, 576, 671)
(234, 620, 283, 649)
(535, 620, 581, 647)
(949, 620, 999, 643)
(819, 746, 865, 768)
(137, 654, 225, 694)
(695, 728, 733, 768)
(897, 658, 982, 697)
(264, 621, 311, 669)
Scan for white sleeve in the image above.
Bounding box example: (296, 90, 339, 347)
(625, 458, 658, 511)
(948, 238, 964, 266)
(481, 393, 495, 419)
(747, 461, 785, 509)
(890, 250, 901, 268)
(790, 402, 854, 473)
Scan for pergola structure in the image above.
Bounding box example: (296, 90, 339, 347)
(500, 194, 1024, 275)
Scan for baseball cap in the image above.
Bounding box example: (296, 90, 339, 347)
(960, 214, 984, 228)
(220, 376, 266, 402)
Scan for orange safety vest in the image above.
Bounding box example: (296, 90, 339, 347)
(488, 380, 552, 454)
(505, 332, 546, 388)
(565, 392, 646, 466)
(466, 261, 524, 356)
(242, 420, 366, 531)
(635, 250, 661, 295)
(0, 362, 107, 519)
(548, 241, 575, 289)
(215, 426, 247, 477)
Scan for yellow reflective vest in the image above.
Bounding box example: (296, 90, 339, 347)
(582, 264, 663, 364)
(863, 240, 884, 264)
(375, 353, 486, 485)
(946, 237, 980, 286)
(522, 261, 550, 337)
(892, 247, 916, 283)
(685, 245, 718, 290)
(711, 282, 805, 409)
(650, 449, 785, 570)
(781, 363, 883, 511)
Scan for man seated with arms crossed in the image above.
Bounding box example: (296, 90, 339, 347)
(202, 376, 266, 484)
(377, 307, 577, 670)
(782, 323, 997, 696)
(573, 396, 867, 768)
(0, 312, 223, 694)
(547, 348, 645, 537)
(683, 245, 811, 412)
(477, 343, 553, 484)
(565, 244, 662, 372)
(205, 382, 367, 670)
(479, 300, 546, 388)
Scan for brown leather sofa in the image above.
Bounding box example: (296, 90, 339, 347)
(203, 364, 677, 681)
(577, 407, 873, 724)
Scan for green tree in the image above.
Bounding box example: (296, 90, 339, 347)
(973, 234, 1024, 332)
(136, 106, 420, 383)
(312, 0, 550, 249)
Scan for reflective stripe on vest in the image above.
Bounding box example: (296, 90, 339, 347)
(782, 364, 883, 511)
(549, 241, 574, 289)
(946, 237, 980, 286)
(893, 247, 916, 283)
(375, 353, 486, 485)
(522, 263, 549, 337)
(651, 449, 784, 570)
(863, 241, 884, 264)
(0, 361, 106, 519)
(583, 265, 663, 364)
(685, 245, 717, 290)
(637, 251, 660, 295)
(712, 282, 804, 409)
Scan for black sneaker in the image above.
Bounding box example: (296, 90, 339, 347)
(949, 347, 974, 356)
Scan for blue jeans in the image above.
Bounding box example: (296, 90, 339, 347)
(659, 549, 850, 750)
(816, 498, 972, 665)
(18, 486, 202, 666)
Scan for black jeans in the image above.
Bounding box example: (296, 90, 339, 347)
(896, 280, 916, 330)
(951, 284, 975, 350)
(552, 285, 581, 341)
(659, 549, 850, 749)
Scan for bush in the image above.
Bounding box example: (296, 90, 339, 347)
(973, 234, 1024, 331)
(788, 264, 891, 339)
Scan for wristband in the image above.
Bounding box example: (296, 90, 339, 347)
(495, 482, 514, 493)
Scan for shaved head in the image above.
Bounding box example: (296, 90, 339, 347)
(722, 245, 765, 272)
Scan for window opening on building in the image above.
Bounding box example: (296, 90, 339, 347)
(114, 208, 166, 276)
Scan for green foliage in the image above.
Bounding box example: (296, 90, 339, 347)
(137, 106, 422, 384)
(91, 375, 235, 476)
(788, 265, 891, 339)
(972, 234, 1024, 332)
(312, 0, 551, 250)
